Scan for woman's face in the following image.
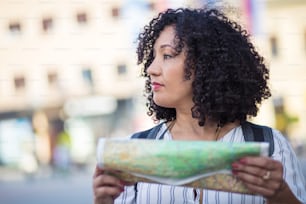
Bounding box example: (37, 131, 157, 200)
(147, 26, 193, 109)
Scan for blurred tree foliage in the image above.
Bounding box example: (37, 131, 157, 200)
(274, 97, 299, 138)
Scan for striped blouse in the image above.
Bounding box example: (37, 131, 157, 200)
(115, 124, 306, 204)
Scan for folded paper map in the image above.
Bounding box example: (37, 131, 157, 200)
(96, 138, 269, 194)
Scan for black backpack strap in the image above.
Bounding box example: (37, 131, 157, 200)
(131, 122, 165, 139)
(241, 121, 274, 156)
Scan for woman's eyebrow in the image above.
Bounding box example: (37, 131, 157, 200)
(152, 44, 176, 54)
(160, 44, 175, 49)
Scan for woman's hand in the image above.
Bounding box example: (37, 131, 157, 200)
(93, 166, 125, 204)
(232, 156, 301, 204)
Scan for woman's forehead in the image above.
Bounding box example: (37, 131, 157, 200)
(155, 26, 176, 46)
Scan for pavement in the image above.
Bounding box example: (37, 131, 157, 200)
(0, 165, 94, 204)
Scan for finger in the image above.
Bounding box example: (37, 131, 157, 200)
(238, 157, 280, 170)
(239, 156, 274, 169)
(232, 162, 282, 180)
(94, 185, 124, 199)
(232, 162, 266, 178)
(243, 181, 276, 197)
(234, 170, 265, 186)
(93, 165, 105, 178)
(93, 166, 124, 180)
(234, 171, 280, 190)
(93, 174, 124, 189)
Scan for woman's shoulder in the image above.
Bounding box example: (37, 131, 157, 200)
(269, 128, 299, 158)
(270, 128, 291, 145)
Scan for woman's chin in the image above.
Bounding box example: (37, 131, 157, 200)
(154, 102, 173, 108)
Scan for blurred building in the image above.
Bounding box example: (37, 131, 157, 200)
(0, 0, 195, 169)
(263, 0, 306, 141)
(0, 0, 305, 169)
(0, 0, 147, 120)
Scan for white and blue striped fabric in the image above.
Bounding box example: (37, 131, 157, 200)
(115, 124, 306, 204)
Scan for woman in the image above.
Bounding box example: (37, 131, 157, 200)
(93, 8, 306, 204)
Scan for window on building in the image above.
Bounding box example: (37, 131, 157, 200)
(42, 17, 53, 32)
(148, 2, 155, 10)
(14, 76, 26, 91)
(9, 22, 21, 34)
(117, 64, 127, 75)
(111, 6, 120, 19)
(47, 72, 58, 86)
(82, 68, 93, 87)
(270, 36, 278, 57)
(76, 12, 88, 24)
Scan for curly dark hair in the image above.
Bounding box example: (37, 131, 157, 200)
(136, 7, 271, 127)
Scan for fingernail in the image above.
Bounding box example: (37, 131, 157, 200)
(239, 158, 247, 164)
(232, 163, 239, 169)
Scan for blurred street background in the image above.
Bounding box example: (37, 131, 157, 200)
(0, 0, 306, 203)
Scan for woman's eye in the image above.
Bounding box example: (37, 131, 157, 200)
(163, 54, 172, 60)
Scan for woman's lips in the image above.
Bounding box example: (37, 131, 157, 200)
(152, 82, 163, 91)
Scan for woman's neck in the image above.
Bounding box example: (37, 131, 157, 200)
(170, 114, 239, 141)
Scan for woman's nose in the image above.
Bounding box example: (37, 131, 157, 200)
(147, 58, 160, 76)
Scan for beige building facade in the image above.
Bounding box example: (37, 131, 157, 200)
(0, 0, 146, 116)
(264, 0, 306, 140)
(0, 0, 305, 139)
